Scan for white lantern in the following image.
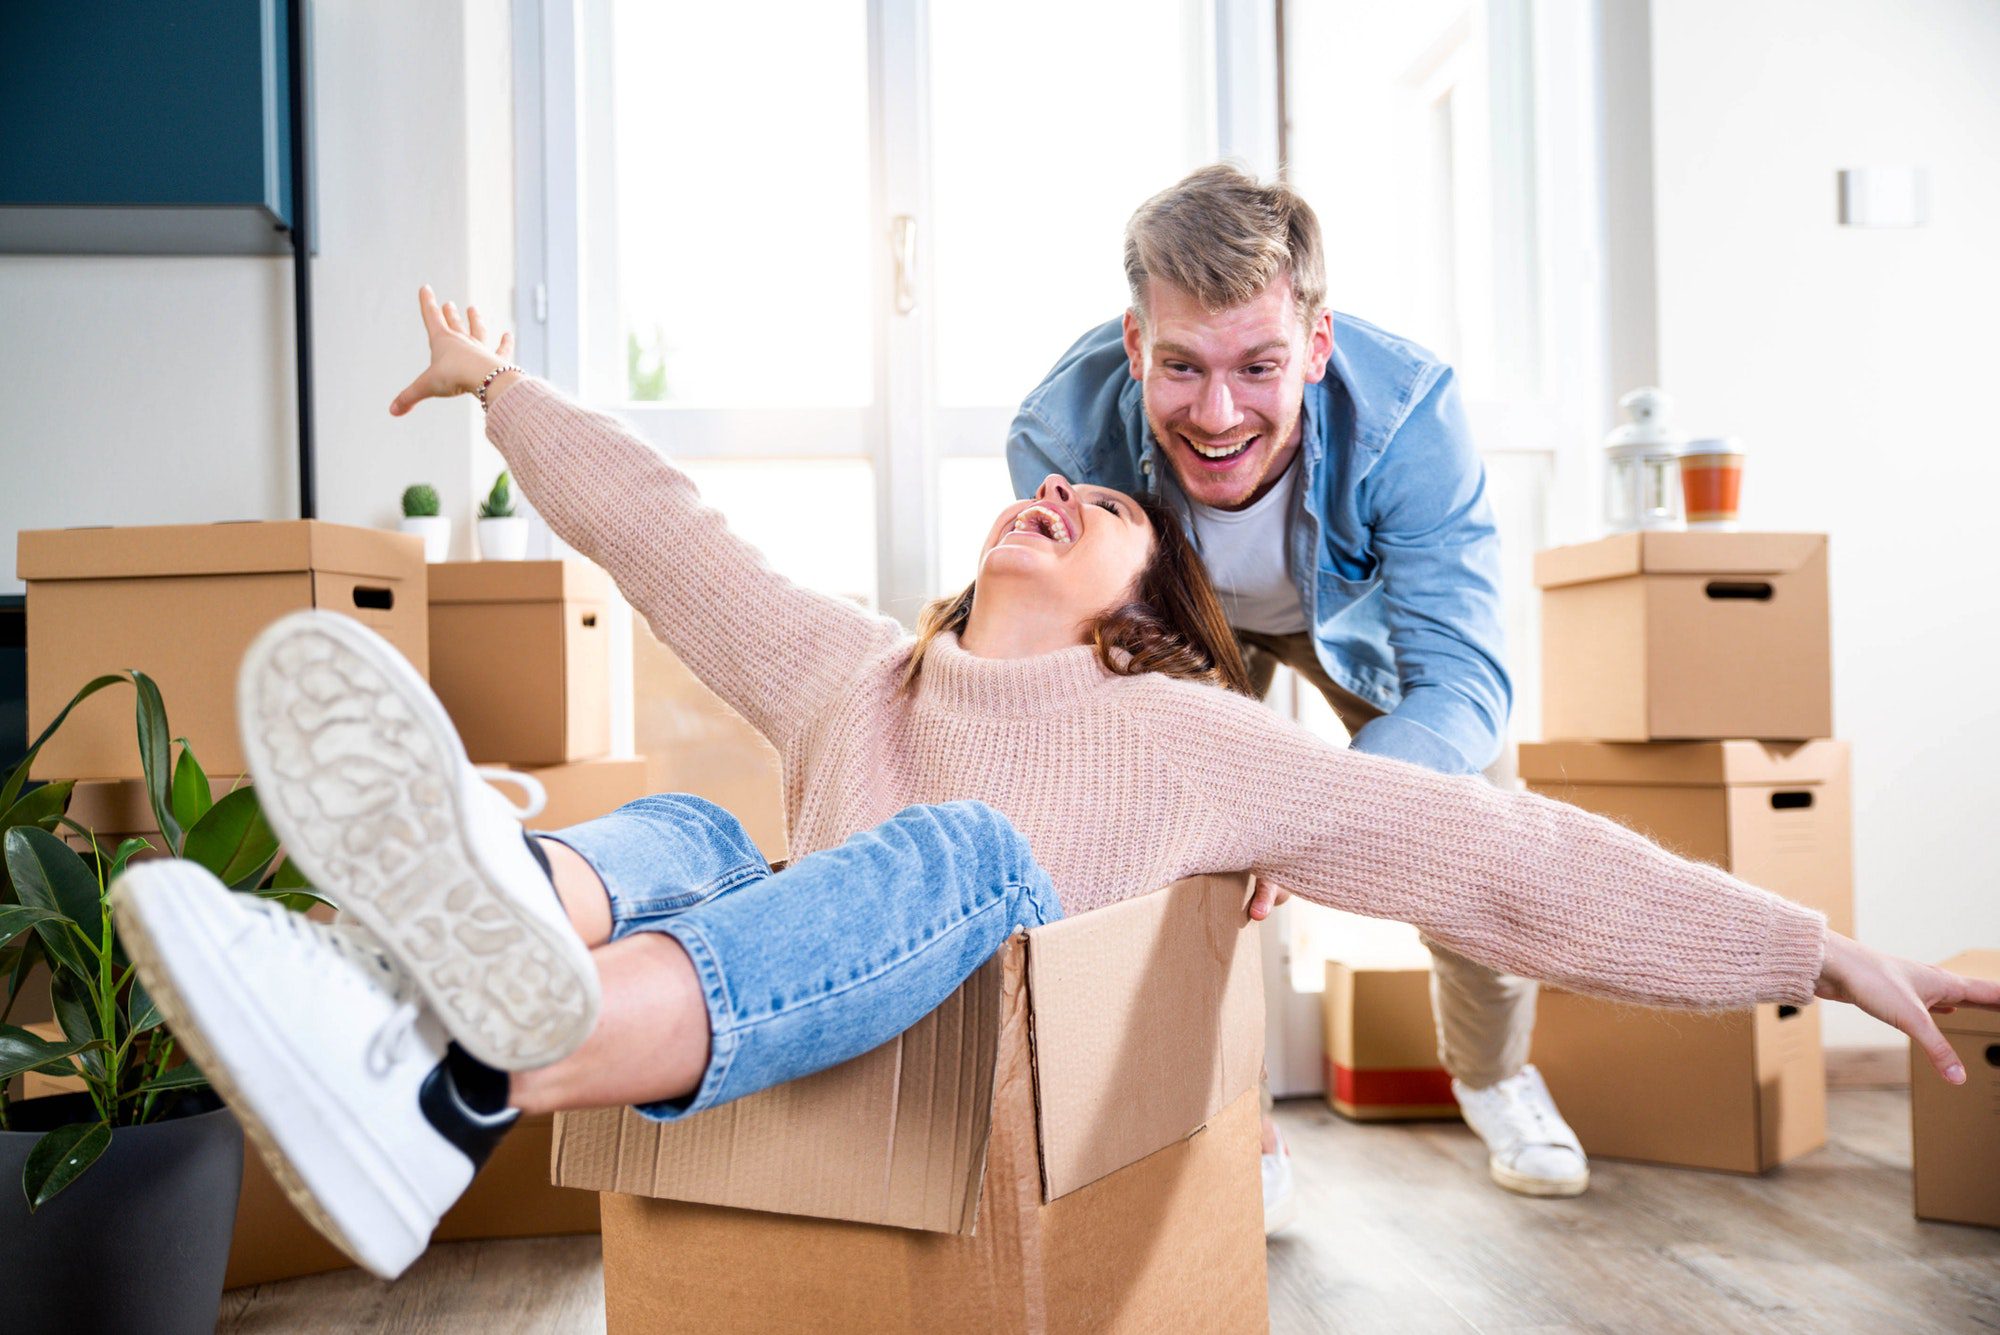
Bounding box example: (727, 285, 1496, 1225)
(1603, 387, 1685, 533)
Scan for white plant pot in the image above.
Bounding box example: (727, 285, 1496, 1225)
(477, 516, 530, 560)
(398, 515, 451, 563)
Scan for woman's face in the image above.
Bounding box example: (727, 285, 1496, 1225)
(976, 474, 1156, 623)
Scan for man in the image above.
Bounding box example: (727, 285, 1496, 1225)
(1008, 164, 1587, 1218)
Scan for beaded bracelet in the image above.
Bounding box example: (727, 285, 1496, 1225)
(477, 364, 524, 411)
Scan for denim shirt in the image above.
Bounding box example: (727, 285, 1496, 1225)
(1007, 314, 1512, 776)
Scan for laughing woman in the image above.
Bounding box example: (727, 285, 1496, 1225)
(116, 287, 1999, 1281)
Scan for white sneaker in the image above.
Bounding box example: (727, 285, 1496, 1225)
(1262, 1123, 1299, 1237)
(114, 861, 515, 1280)
(1452, 1065, 1590, 1197)
(238, 609, 599, 1071)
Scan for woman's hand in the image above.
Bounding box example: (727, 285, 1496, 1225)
(1247, 880, 1292, 922)
(388, 284, 517, 417)
(1815, 931, 2000, 1084)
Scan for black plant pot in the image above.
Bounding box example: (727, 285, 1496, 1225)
(0, 1090, 243, 1335)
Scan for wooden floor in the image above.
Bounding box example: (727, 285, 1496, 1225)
(219, 1089, 2000, 1334)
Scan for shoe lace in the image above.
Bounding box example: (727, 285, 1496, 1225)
(475, 767, 547, 821)
(262, 905, 423, 1078)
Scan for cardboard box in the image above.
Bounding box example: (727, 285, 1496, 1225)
(1322, 957, 1458, 1121)
(1534, 531, 1831, 741)
(631, 612, 787, 861)
(429, 560, 611, 766)
(1912, 949, 2000, 1229)
(1519, 739, 1854, 936)
(225, 1112, 600, 1289)
(20, 522, 426, 781)
(506, 757, 651, 831)
(555, 874, 1267, 1333)
(1532, 993, 1826, 1173)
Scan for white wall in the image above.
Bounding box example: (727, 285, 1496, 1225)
(1646, 0, 2000, 1043)
(0, 0, 515, 590)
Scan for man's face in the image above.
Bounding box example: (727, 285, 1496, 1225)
(1123, 275, 1334, 511)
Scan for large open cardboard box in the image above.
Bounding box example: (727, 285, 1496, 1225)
(553, 874, 1269, 1334)
(1519, 739, 1854, 935)
(19, 521, 427, 779)
(1534, 531, 1830, 741)
(1532, 994, 1825, 1174)
(1322, 957, 1458, 1122)
(429, 560, 612, 766)
(1912, 950, 2000, 1229)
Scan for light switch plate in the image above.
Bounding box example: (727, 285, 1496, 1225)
(1838, 167, 1930, 228)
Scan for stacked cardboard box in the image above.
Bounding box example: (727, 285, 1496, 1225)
(1911, 950, 2000, 1229)
(1524, 531, 1845, 1173)
(1322, 957, 1458, 1121)
(11, 525, 630, 1284)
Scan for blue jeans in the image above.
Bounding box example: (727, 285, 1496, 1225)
(541, 794, 1062, 1122)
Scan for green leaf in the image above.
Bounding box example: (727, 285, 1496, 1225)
(48, 972, 104, 1081)
(130, 672, 183, 856)
(4, 828, 101, 985)
(23, 1120, 111, 1210)
(126, 974, 162, 1035)
(0, 1023, 106, 1082)
(252, 886, 339, 914)
(104, 838, 152, 885)
(0, 780, 74, 836)
(0, 674, 126, 814)
(132, 1059, 206, 1095)
(0, 904, 66, 953)
(183, 788, 279, 886)
(169, 740, 213, 835)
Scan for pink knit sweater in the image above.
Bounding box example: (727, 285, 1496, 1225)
(487, 379, 1827, 1009)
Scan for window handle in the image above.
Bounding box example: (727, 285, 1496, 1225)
(891, 214, 919, 315)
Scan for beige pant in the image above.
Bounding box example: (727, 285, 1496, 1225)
(1237, 630, 1536, 1091)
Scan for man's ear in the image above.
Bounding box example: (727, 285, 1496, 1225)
(1302, 309, 1335, 384)
(1122, 309, 1146, 382)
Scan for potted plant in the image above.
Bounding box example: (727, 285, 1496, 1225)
(476, 469, 528, 560)
(0, 673, 326, 1334)
(399, 482, 450, 562)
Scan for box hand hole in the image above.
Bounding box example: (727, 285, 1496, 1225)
(1777, 1004, 1800, 1020)
(1770, 791, 1813, 811)
(352, 586, 394, 611)
(581, 613, 598, 628)
(1704, 581, 1773, 601)
(1986, 1044, 1999, 1068)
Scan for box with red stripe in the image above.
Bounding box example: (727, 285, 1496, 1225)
(1322, 958, 1461, 1122)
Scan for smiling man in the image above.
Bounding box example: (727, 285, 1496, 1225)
(1008, 164, 1584, 1218)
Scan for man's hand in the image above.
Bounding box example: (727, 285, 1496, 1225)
(1815, 932, 2000, 1083)
(1248, 881, 1292, 921)
(388, 285, 517, 417)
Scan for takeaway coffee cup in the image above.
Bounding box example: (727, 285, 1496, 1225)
(1679, 437, 1746, 529)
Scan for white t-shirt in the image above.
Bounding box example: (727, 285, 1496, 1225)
(1184, 457, 1309, 635)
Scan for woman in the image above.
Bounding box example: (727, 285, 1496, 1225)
(117, 287, 1998, 1281)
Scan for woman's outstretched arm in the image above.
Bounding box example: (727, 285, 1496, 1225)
(390, 286, 903, 754)
(1129, 679, 2000, 1083)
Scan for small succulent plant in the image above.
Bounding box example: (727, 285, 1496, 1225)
(478, 471, 515, 520)
(401, 484, 440, 518)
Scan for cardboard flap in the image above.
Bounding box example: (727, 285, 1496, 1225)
(17, 521, 421, 582)
(1517, 739, 1849, 788)
(1025, 874, 1262, 1202)
(1534, 532, 1826, 589)
(429, 558, 611, 604)
(1938, 951, 2000, 1037)
(552, 948, 1011, 1234)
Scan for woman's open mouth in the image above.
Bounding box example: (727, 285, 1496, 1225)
(1008, 504, 1073, 544)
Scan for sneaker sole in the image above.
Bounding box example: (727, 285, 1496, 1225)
(238, 611, 599, 1070)
(1489, 1158, 1590, 1198)
(114, 865, 431, 1280)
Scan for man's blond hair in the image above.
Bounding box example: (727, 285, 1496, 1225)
(1123, 163, 1327, 329)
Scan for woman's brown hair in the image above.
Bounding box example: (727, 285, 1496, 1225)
(902, 491, 1257, 697)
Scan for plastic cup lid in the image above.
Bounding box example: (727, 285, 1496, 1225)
(1680, 436, 1745, 457)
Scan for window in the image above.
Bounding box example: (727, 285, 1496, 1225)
(518, 0, 1279, 616)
